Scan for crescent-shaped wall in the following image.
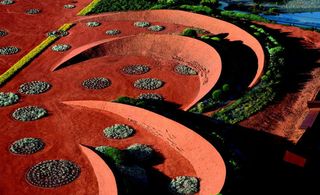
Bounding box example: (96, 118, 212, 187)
(64, 100, 227, 195)
(77, 9, 265, 88)
(80, 145, 118, 195)
(53, 34, 222, 110)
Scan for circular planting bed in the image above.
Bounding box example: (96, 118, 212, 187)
(0, 46, 19, 55)
(105, 29, 121, 35)
(18, 81, 51, 95)
(126, 143, 154, 162)
(52, 44, 71, 52)
(64, 4, 76, 9)
(26, 160, 80, 188)
(134, 78, 164, 90)
(12, 106, 47, 121)
(103, 124, 135, 139)
(122, 64, 150, 75)
(169, 176, 199, 195)
(0, 29, 8, 37)
(137, 93, 163, 101)
(0, 0, 14, 5)
(25, 9, 41, 15)
(0, 92, 19, 107)
(134, 21, 151, 28)
(174, 64, 198, 75)
(86, 21, 101, 27)
(82, 77, 111, 90)
(148, 25, 165, 32)
(47, 30, 69, 37)
(9, 138, 45, 155)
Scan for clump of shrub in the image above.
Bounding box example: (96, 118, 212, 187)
(47, 30, 69, 37)
(147, 25, 165, 32)
(18, 81, 51, 95)
(103, 124, 135, 139)
(0, 46, 19, 55)
(174, 64, 198, 75)
(134, 78, 164, 90)
(181, 28, 198, 38)
(51, 44, 71, 52)
(134, 21, 151, 28)
(220, 10, 269, 22)
(64, 4, 76, 9)
(122, 64, 150, 75)
(95, 146, 125, 165)
(10, 138, 45, 155)
(0, 92, 19, 107)
(105, 29, 121, 35)
(118, 165, 149, 186)
(200, 0, 219, 7)
(12, 106, 47, 121)
(25, 8, 41, 15)
(168, 176, 199, 195)
(82, 77, 111, 89)
(26, 160, 80, 188)
(0, 0, 14, 5)
(137, 93, 163, 101)
(179, 5, 213, 15)
(125, 143, 154, 162)
(0, 29, 8, 37)
(86, 21, 101, 27)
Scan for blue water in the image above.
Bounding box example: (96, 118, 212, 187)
(263, 12, 320, 29)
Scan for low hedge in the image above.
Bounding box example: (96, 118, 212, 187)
(220, 10, 270, 22)
(0, 23, 73, 86)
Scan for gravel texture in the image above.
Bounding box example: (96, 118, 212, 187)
(134, 21, 151, 28)
(134, 78, 164, 90)
(0, 92, 19, 107)
(0, 0, 14, 5)
(174, 64, 198, 75)
(105, 29, 121, 35)
(25, 9, 41, 14)
(9, 138, 45, 155)
(51, 44, 71, 52)
(26, 160, 80, 188)
(168, 176, 199, 195)
(148, 25, 165, 32)
(137, 93, 163, 101)
(86, 21, 101, 27)
(18, 81, 51, 95)
(122, 64, 150, 75)
(12, 106, 47, 121)
(0, 29, 8, 37)
(82, 77, 111, 90)
(47, 30, 69, 37)
(64, 4, 76, 9)
(0, 46, 19, 55)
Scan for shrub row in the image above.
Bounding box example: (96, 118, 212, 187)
(220, 10, 270, 22)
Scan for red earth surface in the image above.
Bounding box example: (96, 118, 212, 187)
(0, 3, 269, 195)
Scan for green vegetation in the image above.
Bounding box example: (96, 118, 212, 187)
(212, 25, 285, 124)
(95, 146, 126, 165)
(0, 23, 73, 86)
(221, 10, 270, 22)
(77, 0, 102, 16)
(179, 5, 213, 15)
(181, 28, 198, 37)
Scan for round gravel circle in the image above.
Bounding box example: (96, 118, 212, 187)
(18, 81, 51, 95)
(0, 46, 19, 55)
(51, 44, 71, 52)
(25, 9, 41, 15)
(137, 93, 163, 101)
(82, 77, 111, 90)
(0, 92, 19, 107)
(134, 21, 150, 28)
(86, 21, 101, 27)
(174, 64, 198, 75)
(148, 25, 165, 32)
(122, 64, 150, 75)
(0, 29, 8, 37)
(134, 78, 164, 90)
(9, 138, 45, 155)
(105, 29, 121, 35)
(103, 124, 135, 139)
(26, 160, 81, 188)
(0, 0, 14, 5)
(12, 106, 47, 121)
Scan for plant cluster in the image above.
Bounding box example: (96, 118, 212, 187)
(25, 9, 41, 15)
(82, 77, 111, 89)
(64, 4, 76, 9)
(147, 25, 165, 32)
(174, 64, 198, 75)
(134, 21, 151, 28)
(47, 30, 69, 37)
(125, 143, 154, 162)
(26, 160, 80, 188)
(0, 92, 19, 107)
(0, 0, 14, 5)
(19, 81, 51, 95)
(118, 165, 149, 185)
(134, 78, 164, 90)
(0, 29, 8, 37)
(103, 124, 135, 139)
(95, 146, 125, 165)
(122, 64, 150, 75)
(0, 46, 19, 55)
(105, 29, 121, 35)
(89, 0, 155, 14)
(9, 138, 45, 155)
(220, 10, 270, 22)
(86, 21, 101, 27)
(168, 176, 199, 195)
(12, 106, 47, 121)
(137, 93, 163, 101)
(51, 44, 71, 52)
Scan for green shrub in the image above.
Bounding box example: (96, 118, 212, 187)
(95, 146, 125, 165)
(179, 5, 213, 15)
(212, 89, 222, 100)
(221, 11, 269, 22)
(181, 28, 198, 37)
(222, 84, 230, 92)
(200, 0, 219, 7)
